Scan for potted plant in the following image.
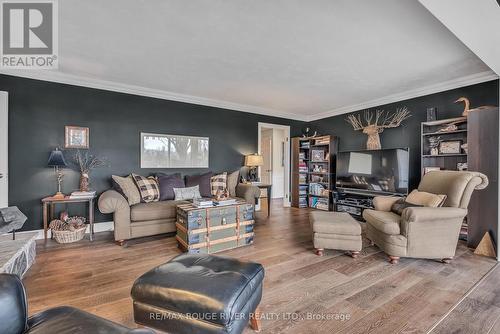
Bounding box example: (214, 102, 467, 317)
(73, 150, 108, 192)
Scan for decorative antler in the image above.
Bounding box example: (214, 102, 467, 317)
(380, 107, 411, 129)
(345, 107, 411, 150)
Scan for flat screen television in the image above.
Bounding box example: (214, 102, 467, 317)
(336, 148, 410, 195)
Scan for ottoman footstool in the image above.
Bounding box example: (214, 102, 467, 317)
(310, 211, 362, 257)
(131, 254, 264, 334)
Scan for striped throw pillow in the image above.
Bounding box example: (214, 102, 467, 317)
(132, 174, 160, 203)
(211, 172, 228, 196)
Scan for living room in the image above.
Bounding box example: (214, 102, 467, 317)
(1, 1, 500, 334)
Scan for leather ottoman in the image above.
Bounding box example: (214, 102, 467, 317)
(310, 211, 362, 257)
(131, 254, 264, 334)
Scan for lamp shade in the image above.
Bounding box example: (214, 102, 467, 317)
(245, 154, 264, 167)
(47, 149, 68, 167)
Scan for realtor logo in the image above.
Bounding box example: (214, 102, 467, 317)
(1, 0, 58, 68)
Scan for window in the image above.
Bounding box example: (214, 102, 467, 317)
(141, 133, 209, 168)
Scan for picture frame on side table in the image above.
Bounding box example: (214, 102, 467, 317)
(65, 126, 89, 149)
(438, 140, 462, 155)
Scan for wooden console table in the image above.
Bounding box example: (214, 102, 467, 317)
(42, 196, 96, 241)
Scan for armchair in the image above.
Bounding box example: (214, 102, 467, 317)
(363, 171, 488, 264)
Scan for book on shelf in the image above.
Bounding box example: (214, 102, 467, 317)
(300, 142, 310, 149)
(69, 191, 96, 199)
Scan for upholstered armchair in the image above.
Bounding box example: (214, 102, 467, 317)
(363, 171, 488, 264)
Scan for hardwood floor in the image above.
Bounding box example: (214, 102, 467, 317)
(23, 201, 497, 333)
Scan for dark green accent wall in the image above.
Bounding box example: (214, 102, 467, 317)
(310, 80, 499, 190)
(0, 74, 305, 231)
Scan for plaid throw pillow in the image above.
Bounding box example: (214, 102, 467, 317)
(211, 172, 227, 196)
(132, 174, 160, 203)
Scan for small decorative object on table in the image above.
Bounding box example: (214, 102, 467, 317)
(49, 216, 87, 244)
(439, 140, 462, 154)
(65, 126, 89, 149)
(73, 150, 108, 192)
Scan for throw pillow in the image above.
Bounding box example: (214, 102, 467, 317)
(406, 189, 447, 207)
(173, 185, 201, 201)
(111, 175, 141, 206)
(157, 173, 184, 201)
(227, 170, 240, 197)
(132, 174, 160, 203)
(390, 198, 423, 216)
(185, 172, 213, 197)
(211, 172, 228, 196)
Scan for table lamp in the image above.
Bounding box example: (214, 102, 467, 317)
(47, 148, 68, 199)
(245, 153, 264, 182)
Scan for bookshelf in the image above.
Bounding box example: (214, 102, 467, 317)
(291, 135, 338, 210)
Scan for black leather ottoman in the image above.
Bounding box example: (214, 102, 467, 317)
(131, 254, 265, 334)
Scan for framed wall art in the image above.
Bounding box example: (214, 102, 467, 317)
(438, 140, 462, 155)
(65, 126, 89, 149)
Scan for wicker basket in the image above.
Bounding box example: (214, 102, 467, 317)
(51, 226, 87, 243)
(49, 217, 87, 244)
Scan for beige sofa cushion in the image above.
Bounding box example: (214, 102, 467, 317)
(131, 200, 189, 222)
(406, 190, 446, 207)
(363, 209, 401, 235)
(112, 175, 141, 206)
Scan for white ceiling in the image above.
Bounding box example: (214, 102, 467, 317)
(1, 0, 497, 121)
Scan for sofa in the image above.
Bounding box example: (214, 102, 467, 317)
(0, 273, 154, 334)
(99, 181, 260, 245)
(363, 170, 488, 264)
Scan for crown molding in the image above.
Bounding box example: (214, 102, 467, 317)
(0, 69, 308, 121)
(1, 69, 497, 123)
(307, 70, 499, 121)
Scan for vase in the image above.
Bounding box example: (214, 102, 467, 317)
(79, 173, 89, 192)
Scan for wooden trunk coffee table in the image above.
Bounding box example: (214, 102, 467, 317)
(176, 199, 255, 254)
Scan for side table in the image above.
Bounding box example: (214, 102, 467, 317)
(42, 196, 96, 241)
(252, 183, 272, 217)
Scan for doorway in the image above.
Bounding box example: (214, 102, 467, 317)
(258, 123, 291, 208)
(0, 92, 8, 208)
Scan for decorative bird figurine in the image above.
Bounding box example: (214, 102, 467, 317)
(454, 97, 471, 117)
(455, 97, 496, 117)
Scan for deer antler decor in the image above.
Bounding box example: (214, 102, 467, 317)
(345, 107, 411, 150)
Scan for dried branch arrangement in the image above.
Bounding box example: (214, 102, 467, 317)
(345, 107, 411, 149)
(74, 150, 108, 174)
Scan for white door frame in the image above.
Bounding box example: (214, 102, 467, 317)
(0, 91, 8, 208)
(258, 122, 291, 207)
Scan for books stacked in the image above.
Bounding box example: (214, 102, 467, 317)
(309, 197, 329, 210)
(299, 174, 307, 184)
(298, 197, 308, 208)
(298, 161, 308, 173)
(314, 137, 329, 145)
(309, 183, 326, 196)
(300, 141, 310, 149)
(298, 152, 306, 160)
(193, 198, 214, 208)
(213, 198, 237, 207)
(69, 191, 96, 199)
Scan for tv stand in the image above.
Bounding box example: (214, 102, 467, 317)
(334, 191, 402, 221)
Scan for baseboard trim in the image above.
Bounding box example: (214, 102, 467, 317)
(1, 221, 115, 240)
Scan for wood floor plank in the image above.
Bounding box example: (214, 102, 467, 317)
(22, 201, 497, 334)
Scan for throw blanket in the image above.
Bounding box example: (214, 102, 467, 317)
(0, 206, 27, 233)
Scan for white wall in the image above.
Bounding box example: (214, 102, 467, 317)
(271, 129, 285, 198)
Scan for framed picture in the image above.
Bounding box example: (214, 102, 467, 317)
(65, 126, 89, 149)
(311, 149, 325, 162)
(457, 162, 468, 171)
(424, 166, 441, 174)
(438, 140, 462, 154)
